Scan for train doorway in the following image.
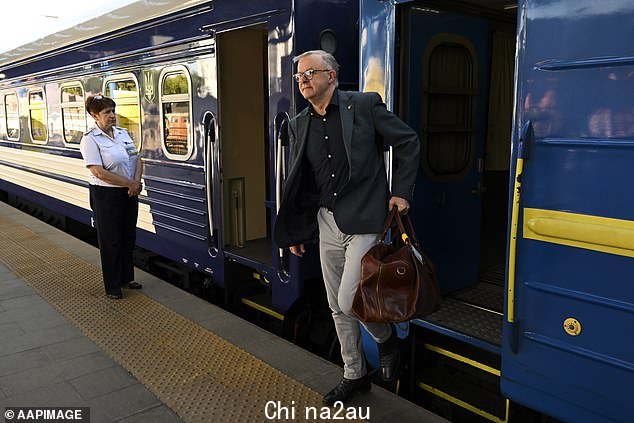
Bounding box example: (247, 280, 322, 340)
(216, 25, 271, 265)
(401, 5, 516, 295)
(400, 4, 516, 288)
(398, 2, 516, 343)
(391, 3, 517, 419)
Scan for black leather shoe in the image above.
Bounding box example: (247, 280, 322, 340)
(377, 326, 400, 382)
(323, 376, 371, 405)
(106, 293, 123, 299)
(124, 282, 142, 289)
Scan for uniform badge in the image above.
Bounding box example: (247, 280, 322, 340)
(125, 142, 139, 156)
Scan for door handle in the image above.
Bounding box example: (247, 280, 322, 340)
(275, 112, 290, 216)
(471, 181, 487, 195)
(274, 112, 290, 273)
(203, 111, 218, 254)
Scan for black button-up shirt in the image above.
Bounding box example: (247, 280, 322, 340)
(304, 91, 349, 210)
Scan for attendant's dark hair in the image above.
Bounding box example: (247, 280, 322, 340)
(85, 94, 116, 115)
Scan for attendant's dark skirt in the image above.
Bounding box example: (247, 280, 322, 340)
(89, 185, 139, 295)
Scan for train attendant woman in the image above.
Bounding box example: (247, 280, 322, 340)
(80, 95, 144, 299)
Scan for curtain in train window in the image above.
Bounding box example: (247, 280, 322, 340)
(104, 79, 141, 149)
(0, 97, 5, 138)
(160, 71, 191, 157)
(422, 40, 476, 178)
(61, 84, 86, 144)
(5, 94, 20, 140)
(29, 90, 48, 142)
(485, 31, 515, 171)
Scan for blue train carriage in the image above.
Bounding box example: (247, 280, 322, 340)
(360, 0, 632, 422)
(0, 0, 358, 322)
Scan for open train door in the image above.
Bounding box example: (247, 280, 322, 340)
(502, 1, 634, 422)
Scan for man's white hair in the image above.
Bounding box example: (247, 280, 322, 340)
(293, 50, 339, 87)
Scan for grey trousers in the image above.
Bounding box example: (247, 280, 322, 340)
(317, 207, 392, 379)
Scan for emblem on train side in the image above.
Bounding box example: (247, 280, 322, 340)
(144, 71, 155, 102)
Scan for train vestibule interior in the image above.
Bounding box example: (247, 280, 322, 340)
(397, 1, 517, 346)
(216, 25, 272, 265)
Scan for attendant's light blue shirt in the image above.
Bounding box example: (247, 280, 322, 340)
(79, 126, 139, 187)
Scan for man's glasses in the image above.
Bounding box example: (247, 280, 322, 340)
(292, 69, 332, 82)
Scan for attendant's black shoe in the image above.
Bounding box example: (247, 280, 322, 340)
(124, 282, 143, 289)
(106, 292, 123, 300)
(323, 375, 371, 405)
(377, 326, 400, 382)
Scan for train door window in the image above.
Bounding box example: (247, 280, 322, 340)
(421, 35, 477, 180)
(29, 89, 48, 143)
(159, 67, 192, 160)
(60, 83, 86, 145)
(5, 93, 20, 141)
(0, 95, 5, 138)
(104, 75, 141, 149)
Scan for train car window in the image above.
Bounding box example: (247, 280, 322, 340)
(422, 36, 477, 179)
(160, 69, 192, 159)
(104, 76, 141, 149)
(0, 95, 6, 139)
(5, 93, 20, 141)
(60, 84, 86, 144)
(29, 90, 48, 143)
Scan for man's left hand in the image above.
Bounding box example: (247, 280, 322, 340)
(389, 196, 410, 214)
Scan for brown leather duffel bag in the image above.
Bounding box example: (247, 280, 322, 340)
(352, 208, 441, 323)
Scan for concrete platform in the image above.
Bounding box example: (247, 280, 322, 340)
(0, 263, 181, 422)
(0, 201, 448, 423)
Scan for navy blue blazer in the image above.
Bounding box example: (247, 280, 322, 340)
(274, 90, 419, 248)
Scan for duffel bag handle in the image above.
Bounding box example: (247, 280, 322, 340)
(400, 213, 421, 247)
(378, 207, 397, 242)
(379, 207, 411, 244)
